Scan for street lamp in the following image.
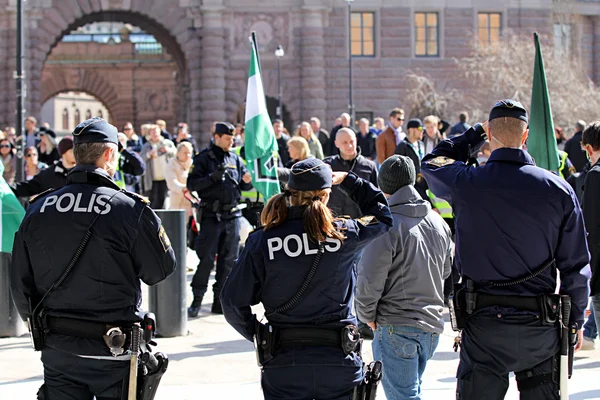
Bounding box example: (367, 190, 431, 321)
(346, 0, 355, 127)
(274, 45, 284, 120)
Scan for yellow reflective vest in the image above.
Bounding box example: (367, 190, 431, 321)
(234, 146, 264, 203)
(427, 189, 453, 219)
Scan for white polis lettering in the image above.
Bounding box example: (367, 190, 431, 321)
(40, 193, 112, 214)
(267, 233, 342, 260)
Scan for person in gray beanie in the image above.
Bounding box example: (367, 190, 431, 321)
(356, 154, 453, 400)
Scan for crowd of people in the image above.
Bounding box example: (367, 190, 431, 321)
(4, 104, 598, 400)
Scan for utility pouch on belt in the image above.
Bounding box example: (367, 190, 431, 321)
(27, 300, 46, 351)
(537, 294, 560, 326)
(254, 319, 278, 367)
(341, 325, 362, 356)
(449, 287, 468, 331)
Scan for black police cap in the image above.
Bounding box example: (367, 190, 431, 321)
(288, 158, 332, 191)
(489, 99, 528, 124)
(73, 117, 119, 147)
(214, 122, 235, 136)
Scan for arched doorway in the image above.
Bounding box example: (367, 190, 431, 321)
(24, 3, 202, 142)
(41, 91, 112, 136)
(232, 97, 293, 134)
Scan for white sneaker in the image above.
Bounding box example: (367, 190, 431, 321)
(582, 337, 596, 351)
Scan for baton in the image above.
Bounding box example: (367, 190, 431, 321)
(559, 296, 571, 400)
(128, 324, 141, 400)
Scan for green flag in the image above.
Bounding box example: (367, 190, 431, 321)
(528, 32, 559, 172)
(0, 162, 25, 252)
(244, 36, 280, 200)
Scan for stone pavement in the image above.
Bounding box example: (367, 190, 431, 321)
(1, 251, 599, 399)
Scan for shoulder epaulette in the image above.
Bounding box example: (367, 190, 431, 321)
(29, 188, 57, 204)
(122, 190, 151, 205)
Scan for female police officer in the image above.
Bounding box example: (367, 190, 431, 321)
(221, 158, 393, 399)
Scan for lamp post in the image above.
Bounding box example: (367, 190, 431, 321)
(15, 0, 25, 184)
(346, 0, 355, 127)
(274, 45, 284, 120)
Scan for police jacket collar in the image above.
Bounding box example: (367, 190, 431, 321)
(287, 206, 306, 220)
(210, 143, 229, 159)
(67, 165, 120, 189)
(486, 148, 535, 166)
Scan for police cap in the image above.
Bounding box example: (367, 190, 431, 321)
(489, 99, 528, 124)
(214, 122, 235, 136)
(288, 158, 332, 191)
(73, 117, 119, 147)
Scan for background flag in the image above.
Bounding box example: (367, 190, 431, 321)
(244, 33, 280, 200)
(528, 32, 560, 172)
(0, 162, 25, 252)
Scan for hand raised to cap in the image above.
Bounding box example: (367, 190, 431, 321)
(331, 171, 348, 185)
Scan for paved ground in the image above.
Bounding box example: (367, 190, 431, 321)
(1, 251, 599, 399)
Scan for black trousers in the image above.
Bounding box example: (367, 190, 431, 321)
(456, 309, 560, 399)
(38, 347, 128, 400)
(149, 180, 168, 209)
(191, 216, 240, 300)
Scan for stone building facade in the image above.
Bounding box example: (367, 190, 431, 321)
(1, 0, 599, 146)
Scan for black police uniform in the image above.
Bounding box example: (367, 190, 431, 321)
(421, 101, 591, 399)
(10, 117, 176, 400)
(220, 159, 393, 400)
(324, 148, 378, 219)
(187, 122, 253, 316)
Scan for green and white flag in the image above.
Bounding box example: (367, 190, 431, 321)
(0, 162, 25, 252)
(244, 36, 280, 201)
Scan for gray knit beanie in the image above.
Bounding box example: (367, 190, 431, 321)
(378, 155, 416, 194)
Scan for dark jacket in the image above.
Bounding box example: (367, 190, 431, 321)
(276, 133, 291, 167)
(220, 172, 393, 342)
(324, 151, 378, 218)
(12, 160, 72, 198)
(582, 159, 600, 296)
(565, 131, 588, 172)
(357, 131, 377, 160)
(422, 127, 591, 328)
(318, 129, 331, 157)
(449, 122, 471, 138)
(187, 143, 252, 219)
(38, 147, 60, 166)
(10, 166, 176, 356)
(395, 139, 428, 201)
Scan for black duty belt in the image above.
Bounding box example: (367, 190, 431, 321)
(200, 202, 238, 212)
(46, 316, 132, 340)
(475, 293, 540, 313)
(278, 327, 342, 348)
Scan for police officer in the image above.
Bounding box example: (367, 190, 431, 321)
(220, 158, 393, 400)
(10, 117, 176, 400)
(187, 122, 253, 317)
(421, 100, 590, 399)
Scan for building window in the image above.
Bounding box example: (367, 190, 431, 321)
(351, 12, 375, 57)
(98, 110, 103, 118)
(62, 108, 69, 131)
(74, 109, 81, 126)
(478, 12, 502, 47)
(86, 109, 92, 119)
(554, 23, 571, 58)
(414, 12, 439, 57)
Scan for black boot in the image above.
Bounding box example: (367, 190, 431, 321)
(187, 296, 203, 318)
(210, 297, 223, 314)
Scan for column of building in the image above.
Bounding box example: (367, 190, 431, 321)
(299, 5, 327, 123)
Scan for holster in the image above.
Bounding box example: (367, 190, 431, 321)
(537, 294, 560, 326)
(27, 299, 46, 351)
(353, 360, 383, 400)
(449, 285, 467, 331)
(254, 320, 278, 367)
(137, 352, 168, 400)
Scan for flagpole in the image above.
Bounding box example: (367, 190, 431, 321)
(250, 31, 262, 74)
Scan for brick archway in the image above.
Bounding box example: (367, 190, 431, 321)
(41, 69, 119, 125)
(26, 1, 202, 139)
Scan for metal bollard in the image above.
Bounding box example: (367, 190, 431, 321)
(149, 210, 188, 337)
(0, 252, 27, 337)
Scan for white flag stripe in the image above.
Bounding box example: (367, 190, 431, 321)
(244, 73, 268, 123)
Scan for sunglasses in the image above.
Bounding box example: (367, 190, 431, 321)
(123, 127, 132, 131)
(26, 153, 37, 157)
(396, 117, 405, 121)
(0, 145, 10, 148)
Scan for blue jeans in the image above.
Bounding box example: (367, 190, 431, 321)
(584, 304, 597, 340)
(372, 325, 440, 400)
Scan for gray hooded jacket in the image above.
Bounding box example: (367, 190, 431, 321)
(356, 185, 453, 333)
